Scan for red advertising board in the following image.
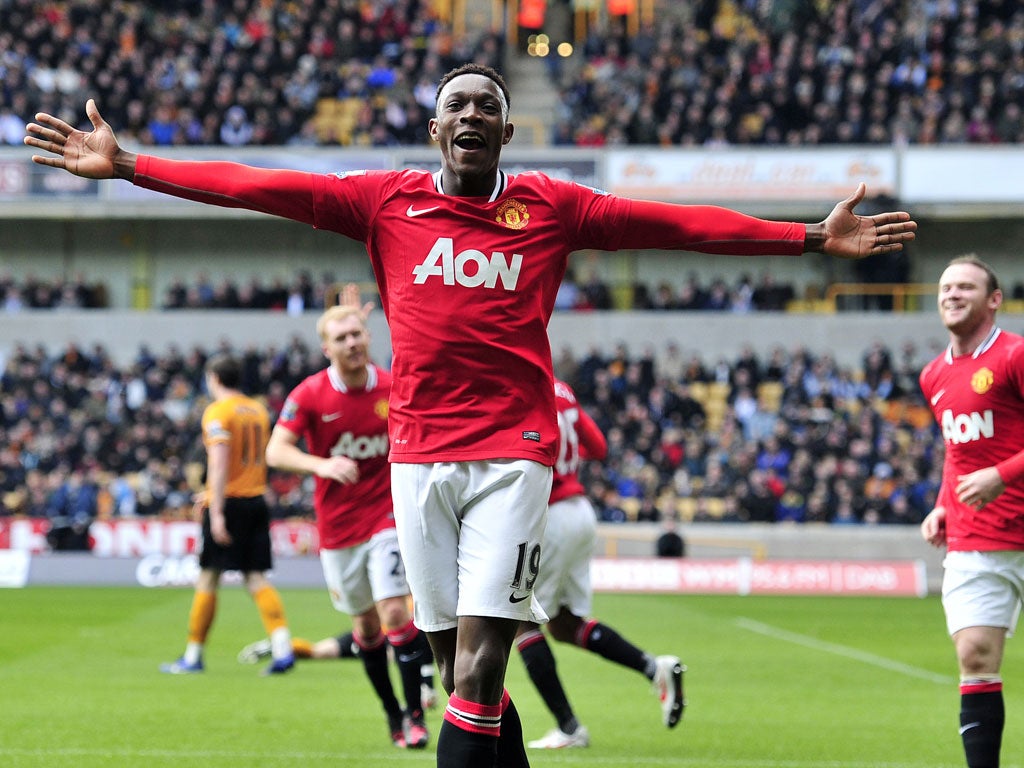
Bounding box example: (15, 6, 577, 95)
(0, 517, 320, 558)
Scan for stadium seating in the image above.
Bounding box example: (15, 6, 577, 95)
(0, 336, 941, 530)
(547, 2, 1024, 147)
(2, 1, 1019, 148)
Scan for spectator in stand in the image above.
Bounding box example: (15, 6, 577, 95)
(555, 268, 583, 311)
(655, 515, 686, 557)
(752, 272, 796, 311)
(736, 470, 778, 522)
(44, 466, 98, 550)
(0, 103, 29, 145)
(580, 268, 614, 310)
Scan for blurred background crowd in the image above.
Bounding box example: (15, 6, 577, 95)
(550, 0, 1024, 147)
(0, 0, 1020, 148)
(2, 268, 805, 314)
(2, 0, 1021, 548)
(0, 333, 944, 549)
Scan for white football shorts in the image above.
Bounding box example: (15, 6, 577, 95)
(319, 527, 410, 616)
(391, 459, 552, 632)
(532, 494, 597, 619)
(942, 550, 1024, 637)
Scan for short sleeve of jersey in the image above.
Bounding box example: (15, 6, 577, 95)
(276, 378, 314, 437)
(202, 401, 232, 446)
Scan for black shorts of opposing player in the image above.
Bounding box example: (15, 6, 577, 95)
(198, 496, 273, 572)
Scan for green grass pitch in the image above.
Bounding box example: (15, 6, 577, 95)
(1, 586, 1022, 767)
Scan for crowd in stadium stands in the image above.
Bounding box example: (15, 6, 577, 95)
(0, 332, 944, 549)
(558, 267, 799, 311)
(552, 0, 1024, 147)
(2, 268, 802, 313)
(159, 270, 340, 312)
(0, 0, 502, 148)
(161, 268, 800, 313)
(1, 272, 108, 310)
(23, 262, 1024, 314)
(1, 1, 1020, 149)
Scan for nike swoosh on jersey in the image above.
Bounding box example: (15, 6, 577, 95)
(321, 412, 342, 422)
(930, 389, 945, 406)
(508, 592, 530, 604)
(406, 204, 440, 217)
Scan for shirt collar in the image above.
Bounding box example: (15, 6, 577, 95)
(944, 326, 1000, 364)
(433, 169, 506, 202)
(327, 364, 376, 393)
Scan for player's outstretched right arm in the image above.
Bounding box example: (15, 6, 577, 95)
(25, 99, 137, 180)
(26, 100, 318, 226)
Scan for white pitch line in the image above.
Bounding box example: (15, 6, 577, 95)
(736, 617, 953, 685)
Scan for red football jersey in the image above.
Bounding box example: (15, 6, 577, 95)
(550, 379, 608, 505)
(134, 157, 804, 466)
(920, 328, 1024, 551)
(276, 364, 393, 549)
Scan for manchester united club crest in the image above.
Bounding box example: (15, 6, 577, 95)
(375, 399, 389, 420)
(495, 199, 529, 230)
(971, 367, 994, 394)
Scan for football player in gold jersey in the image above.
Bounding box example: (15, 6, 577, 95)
(160, 353, 295, 676)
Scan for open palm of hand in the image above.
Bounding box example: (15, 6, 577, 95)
(63, 122, 118, 179)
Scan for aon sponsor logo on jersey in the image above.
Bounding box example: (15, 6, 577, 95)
(331, 432, 389, 459)
(412, 237, 523, 290)
(941, 409, 994, 444)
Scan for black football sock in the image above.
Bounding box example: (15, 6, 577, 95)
(516, 631, 578, 733)
(960, 682, 1004, 768)
(577, 619, 648, 675)
(336, 630, 358, 658)
(496, 692, 530, 768)
(388, 620, 431, 715)
(358, 633, 403, 721)
(421, 637, 437, 688)
(439, 695, 500, 768)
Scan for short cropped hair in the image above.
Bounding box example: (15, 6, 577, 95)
(316, 304, 365, 341)
(948, 254, 1000, 295)
(205, 353, 242, 389)
(435, 63, 511, 121)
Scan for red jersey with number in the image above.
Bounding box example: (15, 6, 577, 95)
(550, 379, 607, 504)
(919, 328, 1024, 551)
(276, 364, 393, 549)
(134, 157, 804, 466)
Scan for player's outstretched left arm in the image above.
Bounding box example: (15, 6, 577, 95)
(803, 182, 917, 259)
